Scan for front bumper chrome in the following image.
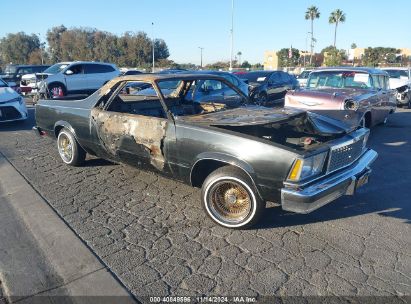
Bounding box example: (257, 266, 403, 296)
(281, 149, 378, 214)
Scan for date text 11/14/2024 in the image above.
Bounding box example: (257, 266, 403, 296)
(149, 296, 257, 303)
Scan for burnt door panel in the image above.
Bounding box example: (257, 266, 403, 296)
(91, 108, 174, 174)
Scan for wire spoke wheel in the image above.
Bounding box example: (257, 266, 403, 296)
(208, 180, 252, 224)
(58, 133, 73, 163)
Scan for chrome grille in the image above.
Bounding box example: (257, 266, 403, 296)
(328, 136, 364, 173)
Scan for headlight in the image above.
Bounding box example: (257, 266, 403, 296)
(344, 99, 359, 110)
(288, 152, 327, 182)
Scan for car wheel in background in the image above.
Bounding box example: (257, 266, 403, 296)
(256, 92, 268, 105)
(57, 128, 86, 166)
(201, 166, 265, 229)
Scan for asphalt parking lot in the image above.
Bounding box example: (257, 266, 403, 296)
(0, 102, 410, 299)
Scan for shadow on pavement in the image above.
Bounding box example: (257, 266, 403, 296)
(83, 158, 116, 167)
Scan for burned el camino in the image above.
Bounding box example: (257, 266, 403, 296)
(34, 74, 377, 228)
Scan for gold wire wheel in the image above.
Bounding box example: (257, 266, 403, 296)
(209, 181, 252, 223)
(58, 132, 73, 163)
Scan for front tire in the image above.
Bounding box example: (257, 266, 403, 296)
(201, 166, 265, 229)
(57, 128, 86, 166)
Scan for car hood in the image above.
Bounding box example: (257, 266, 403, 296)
(0, 87, 20, 102)
(177, 105, 358, 133)
(285, 88, 369, 109)
(389, 78, 410, 89)
(178, 106, 303, 126)
(21, 73, 37, 80)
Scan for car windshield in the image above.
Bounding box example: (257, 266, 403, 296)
(307, 71, 372, 89)
(43, 63, 69, 74)
(385, 70, 409, 79)
(238, 72, 269, 83)
(3, 65, 17, 74)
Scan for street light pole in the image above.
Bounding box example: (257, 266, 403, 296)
(38, 33, 44, 65)
(152, 22, 155, 72)
(229, 0, 234, 71)
(198, 47, 204, 68)
(304, 31, 311, 67)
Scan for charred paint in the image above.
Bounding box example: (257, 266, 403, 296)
(91, 108, 167, 170)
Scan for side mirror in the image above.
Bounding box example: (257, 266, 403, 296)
(65, 69, 74, 75)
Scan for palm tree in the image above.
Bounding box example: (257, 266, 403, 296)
(329, 9, 346, 48)
(305, 6, 320, 65)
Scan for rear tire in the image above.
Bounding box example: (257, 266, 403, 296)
(57, 128, 86, 166)
(201, 166, 265, 229)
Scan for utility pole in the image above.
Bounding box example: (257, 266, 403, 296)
(152, 22, 155, 72)
(198, 47, 204, 68)
(38, 33, 44, 65)
(304, 32, 311, 68)
(229, 0, 234, 71)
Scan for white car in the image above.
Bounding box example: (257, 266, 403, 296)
(20, 73, 42, 95)
(38, 61, 120, 98)
(381, 67, 411, 108)
(0, 78, 27, 122)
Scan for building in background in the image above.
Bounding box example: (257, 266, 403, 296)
(263, 51, 279, 70)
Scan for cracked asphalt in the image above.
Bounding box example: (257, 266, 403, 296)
(0, 105, 410, 300)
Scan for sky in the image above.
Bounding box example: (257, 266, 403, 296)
(0, 0, 410, 65)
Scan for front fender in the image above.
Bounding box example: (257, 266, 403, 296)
(191, 152, 256, 178)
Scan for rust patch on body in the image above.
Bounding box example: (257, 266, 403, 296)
(91, 108, 167, 170)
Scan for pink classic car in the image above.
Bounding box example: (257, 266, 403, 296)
(285, 67, 397, 128)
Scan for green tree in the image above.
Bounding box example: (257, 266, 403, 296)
(44, 26, 170, 68)
(46, 25, 67, 62)
(351, 43, 357, 49)
(237, 51, 242, 67)
(324, 48, 346, 66)
(0, 32, 40, 64)
(362, 47, 400, 67)
(329, 9, 346, 48)
(205, 61, 230, 70)
(321, 45, 337, 54)
(241, 60, 251, 68)
(305, 6, 320, 65)
(252, 63, 263, 70)
(277, 48, 300, 68)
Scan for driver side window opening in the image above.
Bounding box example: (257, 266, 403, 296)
(106, 81, 167, 118)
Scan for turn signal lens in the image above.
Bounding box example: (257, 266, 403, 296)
(289, 159, 302, 181)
